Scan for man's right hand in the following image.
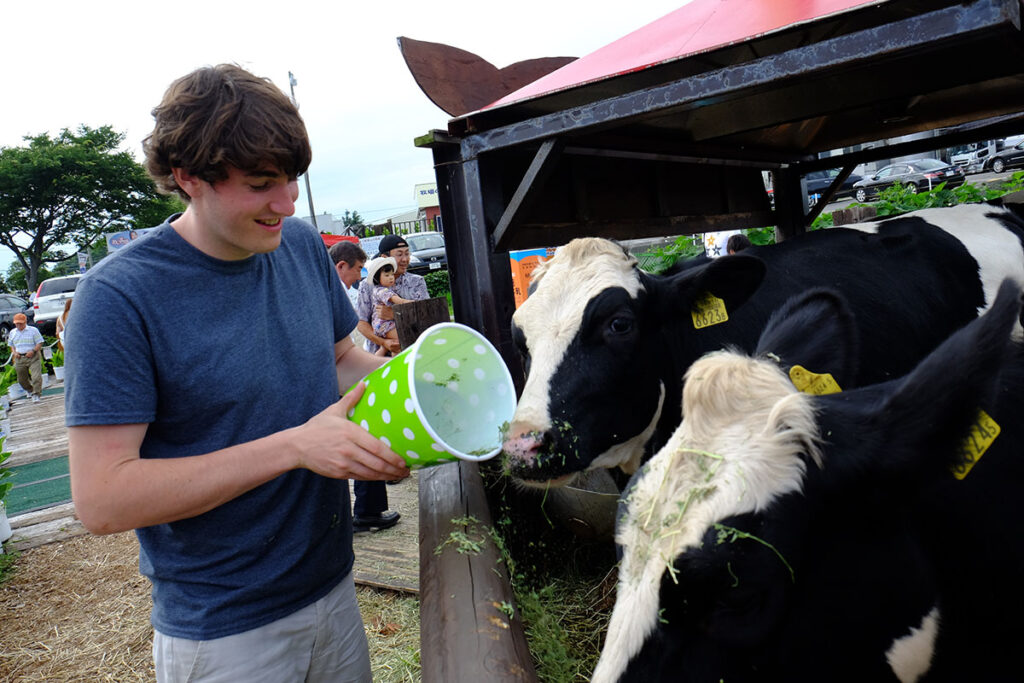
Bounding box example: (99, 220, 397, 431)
(291, 382, 410, 482)
(383, 338, 401, 354)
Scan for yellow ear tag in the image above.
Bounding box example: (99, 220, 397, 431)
(692, 292, 728, 329)
(951, 409, 1000, 480)
(788, 365, 842, 395)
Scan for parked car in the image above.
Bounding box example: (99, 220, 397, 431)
(986, 139, 1024, 174)
(0, 294, 34, 339)
(404, 231, 447, 275)
(852, 159, 965, 202)
(804, 168, 863, 203)
(32, 274, 82, 335)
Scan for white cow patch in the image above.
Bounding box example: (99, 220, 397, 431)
(886, 606, 940, 683)
(593, 351, 821, 682)
(847, 204, 1024, 337)
(509, 239, 643, 436)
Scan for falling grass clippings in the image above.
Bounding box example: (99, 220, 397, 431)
(434, 515, 488, 556)
(714, 523, 795, 583)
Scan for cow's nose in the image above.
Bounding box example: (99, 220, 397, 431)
(502, 426, 545, 465)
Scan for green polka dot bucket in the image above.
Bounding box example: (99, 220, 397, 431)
(347, 322, 516, 468)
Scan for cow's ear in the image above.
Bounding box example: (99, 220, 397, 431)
(670, 254, 767, 315)
(753, 289, 859, 391)
(875, 278, 1021, 469)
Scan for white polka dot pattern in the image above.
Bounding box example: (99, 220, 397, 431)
(345, 322, 515, 470)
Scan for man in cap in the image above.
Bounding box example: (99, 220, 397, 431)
(8, 312, 44, 403)
(355, 234, 428, 355)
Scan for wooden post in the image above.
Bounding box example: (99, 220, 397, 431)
(419, 462, 538, 682)
(832, 205, 878, 226)
(394, 296, 450, 349)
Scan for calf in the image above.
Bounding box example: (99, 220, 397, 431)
(503, 203, 1024, 484)
(593, 279, 1024, 682)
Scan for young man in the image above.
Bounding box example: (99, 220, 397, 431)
(328, 240, 401, 532)
(65, 64, 409, 682)
(355, 234, 428, 355)
(8, 312, 44, 403)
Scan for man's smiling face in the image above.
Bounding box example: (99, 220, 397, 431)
(185, 165, 300, 260)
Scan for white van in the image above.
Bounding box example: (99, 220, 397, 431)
(32, 274, 82, 335)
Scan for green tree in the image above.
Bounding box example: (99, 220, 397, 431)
(0, 125, 169, 291)
(341, 210, 364, 227)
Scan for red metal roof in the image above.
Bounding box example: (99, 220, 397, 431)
(488, 0, 883, 109)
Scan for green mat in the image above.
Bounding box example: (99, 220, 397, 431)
(5, 455, 71, 516)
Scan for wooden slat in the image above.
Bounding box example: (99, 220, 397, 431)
(419, 462, 537, 682)
(394, 297, 452, 350)
(5, 515, 87, 552)
(350, 476, 421, 594)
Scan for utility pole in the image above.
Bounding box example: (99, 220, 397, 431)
(288, 71, 318, 229)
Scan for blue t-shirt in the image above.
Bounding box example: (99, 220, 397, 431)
(64, 216, 358, 640)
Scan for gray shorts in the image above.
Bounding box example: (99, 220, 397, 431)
(153, 573, 371, 683)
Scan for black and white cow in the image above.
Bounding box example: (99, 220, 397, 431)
(503, 203, 1024, 485)
(592, 279, 1024, 683)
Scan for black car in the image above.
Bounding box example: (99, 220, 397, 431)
(0, 293, 34, 338)
(987, 139, 1024, 174)
(405, 231, 447, 275)
(804, 168, 863, 203)
(852, 159, 965, 202)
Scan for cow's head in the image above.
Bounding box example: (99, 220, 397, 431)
(502, 238, 766, 486)
(593, 280, 1022, 682)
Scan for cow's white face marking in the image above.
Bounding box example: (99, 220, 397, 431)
(886, 606, 939, 683)
(509, 239, 643, 435)
(849, 204, 1024, 338)
(593, 351, 821, 683)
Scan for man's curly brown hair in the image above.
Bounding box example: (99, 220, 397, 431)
(143, 64, 312, 201)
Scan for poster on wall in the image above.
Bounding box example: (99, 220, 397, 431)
(702, 230, 743, 258)
(509, 247, 558, 308)
(105, 227, 158, 251)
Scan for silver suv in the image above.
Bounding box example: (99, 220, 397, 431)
(32, 274, 81, 335)
(405, 231, 447, 275)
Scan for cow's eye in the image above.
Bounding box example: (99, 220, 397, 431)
(608, 317, 633, 335)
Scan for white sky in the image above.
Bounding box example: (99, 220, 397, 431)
(1, 0, 688, 275)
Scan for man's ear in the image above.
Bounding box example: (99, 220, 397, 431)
(754, 288, 859, 391)
(668, 254, 767, 316)
(171, 168, 203, 200)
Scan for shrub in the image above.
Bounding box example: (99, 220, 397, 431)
(637, 235, 705, 274)
(424, 270, 450, 299)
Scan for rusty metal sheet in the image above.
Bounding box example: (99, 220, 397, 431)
(397, 36, 575, 117)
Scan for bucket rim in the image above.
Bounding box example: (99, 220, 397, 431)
(406, 322, 514, 462)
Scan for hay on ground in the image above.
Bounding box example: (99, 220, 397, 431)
(1, 531, 421, 682)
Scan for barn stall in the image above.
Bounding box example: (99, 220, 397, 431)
(410, 0, 1024, 679)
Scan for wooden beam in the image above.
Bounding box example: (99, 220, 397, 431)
(492, 139, 563, 250)
(419, 462, 537, 682)
(394, 297, 451, 350)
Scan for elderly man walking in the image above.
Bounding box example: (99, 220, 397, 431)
(7, 312, 44, 403)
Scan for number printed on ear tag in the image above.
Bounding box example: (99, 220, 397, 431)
(789, 365, 842, 395)
(952, 409, 1000, 480)
(691, 292, 728, 329)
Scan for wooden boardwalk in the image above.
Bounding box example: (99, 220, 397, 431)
(2, 380, 419, 594)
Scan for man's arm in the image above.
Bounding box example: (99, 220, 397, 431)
(335, 335, 387, 391)
(69, 360, 409, 535)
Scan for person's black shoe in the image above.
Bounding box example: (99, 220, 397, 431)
(353, 511, 400, 533)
